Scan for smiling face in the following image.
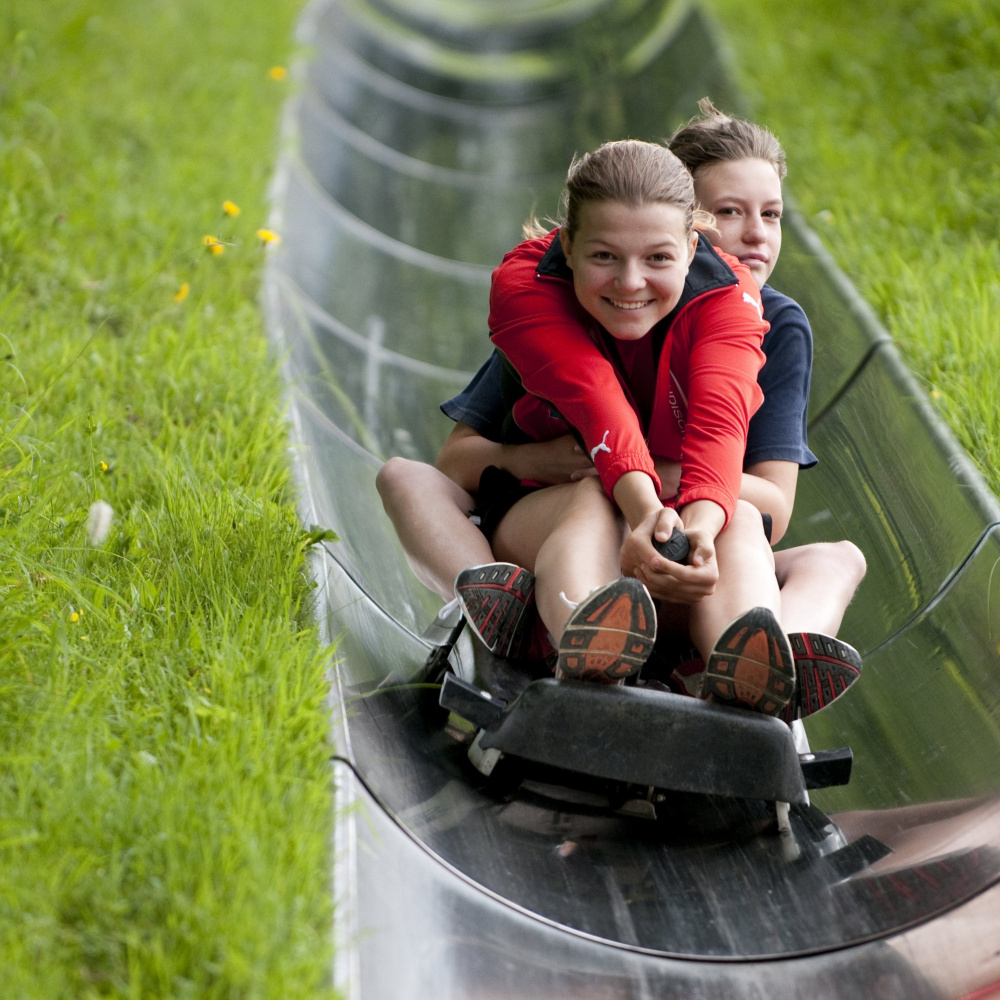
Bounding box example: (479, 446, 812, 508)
(559, 200, 698, 342)
(693, 157, 783, 288)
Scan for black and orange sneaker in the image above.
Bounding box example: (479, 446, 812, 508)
(704, 607, 795, 716)
(780, 632, 863, 722)
(454, 563, 535, 658)
(556, 579, 656, 684)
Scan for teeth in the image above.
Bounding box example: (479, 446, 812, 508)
(609, 299, 649, 310)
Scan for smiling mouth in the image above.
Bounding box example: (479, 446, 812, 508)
(606, 298, 652, 311)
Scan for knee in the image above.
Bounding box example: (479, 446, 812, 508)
(777, 540, 867, 592)
(832, 539, 867, 587)
(729, 499, 771, 541)
(375, 456, 424, 509)
(558, 477, 619, 534)
(721, 500, 774, 559)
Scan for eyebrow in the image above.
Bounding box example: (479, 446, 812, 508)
(582, 236, 684, 248)
(711, 195, 784, 206)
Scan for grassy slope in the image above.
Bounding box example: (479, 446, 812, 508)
(0, 2, 335, 998)
(704, 0, 1000, 497)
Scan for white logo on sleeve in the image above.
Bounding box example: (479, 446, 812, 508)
(743, 291, 763, 318)
(590, 430, 612, 461)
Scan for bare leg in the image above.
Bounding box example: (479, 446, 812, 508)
(492, 476, 625, 642)
(687, 500, 780, 659)
(376, 457, 494, 601)
(775, 541, 867, 635)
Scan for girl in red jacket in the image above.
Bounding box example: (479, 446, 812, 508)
(468, 138, 795, 715)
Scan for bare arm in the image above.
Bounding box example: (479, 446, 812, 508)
(435, 422, 594, 493)
(741, 460, 798, 543)
(654, 460, 682, 500)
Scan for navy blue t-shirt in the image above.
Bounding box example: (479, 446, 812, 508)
(441, 284, 817, 470)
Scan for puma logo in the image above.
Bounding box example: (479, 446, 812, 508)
(590, 430, 612, 461)
(743, 291, 763, 317)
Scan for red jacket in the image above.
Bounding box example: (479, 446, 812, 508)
(488, 230, 767, 524)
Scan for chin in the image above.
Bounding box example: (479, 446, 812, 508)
(607, 325, 652, 342)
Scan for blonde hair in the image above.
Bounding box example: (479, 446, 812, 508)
(523, 139, 711, 239)
(668, 97, 787, 180)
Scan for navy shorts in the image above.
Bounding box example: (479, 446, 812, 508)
(470, 466, 540, 543)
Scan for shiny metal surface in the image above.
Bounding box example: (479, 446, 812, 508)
(805, 524, 1000, 811)
(275, 161, 490, 372)
(298, 87, 558, 264)
(318, 551, 1000, 961)
(340, 760, 1000, 1000)
(782, 343, 999, 653)
(267, 0, 1000, 995)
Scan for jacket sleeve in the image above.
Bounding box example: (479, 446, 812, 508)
(674, 270, 767, 523)
(489, 244, 661, 497)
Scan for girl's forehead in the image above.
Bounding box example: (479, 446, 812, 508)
(694, 157, 783, 199)
(575, 200, 689, 241)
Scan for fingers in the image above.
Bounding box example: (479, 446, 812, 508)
(634, 559, 718, 604)
(651, 506, 685, 543)
(621, 507, 705, 604)
(681, 527, 716, 569)
(623, 511, 718, 604)
(529, 435, 596, 484)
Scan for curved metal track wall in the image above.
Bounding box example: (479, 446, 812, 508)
(264, 1, 1000, 996)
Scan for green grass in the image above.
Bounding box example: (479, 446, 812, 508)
(704, 0, 1000, 499)
(3, 0, 997, 991)
(0, 1, 336, 997)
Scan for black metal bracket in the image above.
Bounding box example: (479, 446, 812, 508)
(440, 673, 507, 730)
(799, 747, 853, 789)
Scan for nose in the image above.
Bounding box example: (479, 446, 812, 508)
(615, 258, 644, 292)
(743, 214, 767, 245)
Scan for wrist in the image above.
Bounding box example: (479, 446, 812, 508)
(613, 471, 663, 529)
(679, 499, 726, 539)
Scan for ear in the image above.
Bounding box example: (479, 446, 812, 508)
(558, 226, 573, 267)
(687, 232, 699, 265)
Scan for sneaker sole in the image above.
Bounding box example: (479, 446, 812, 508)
(783, 632, 863, 721)
(705, 607, 795, 716)
(557, 579, 656, 683)
(455, 563, 535, 658)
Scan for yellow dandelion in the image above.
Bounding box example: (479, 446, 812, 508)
(222, 200, 240, 217)
(203, 235, 225, 256)
(70, 610, 81, 623)
(99, 460, 109, 472)
(256, 228, 281, 245)
(173, 281, 190, 302)
(268, 66, 287, 82)
(931, 390, 941, 398)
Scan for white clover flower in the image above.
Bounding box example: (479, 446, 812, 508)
(86, 500, 114, 546)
